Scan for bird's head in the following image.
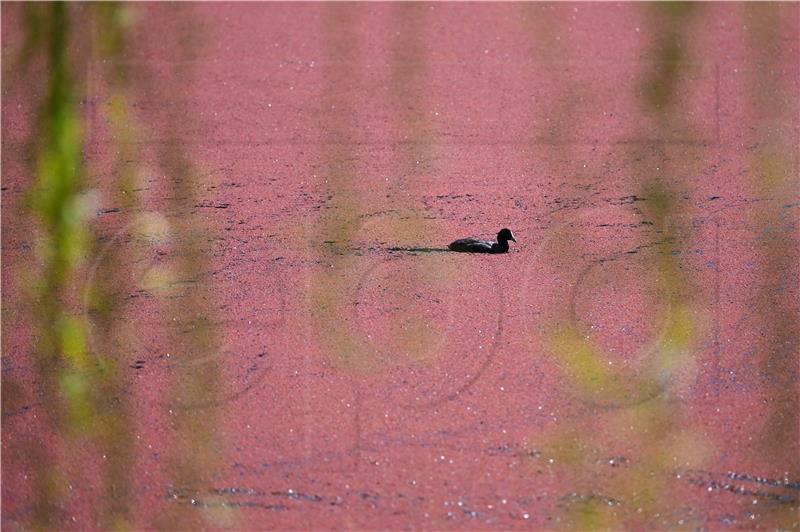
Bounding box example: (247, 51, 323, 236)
(498, 228, 516, 243)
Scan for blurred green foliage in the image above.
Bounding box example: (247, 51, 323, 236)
(308, 4, 454, 370)
(744, 4, 800, 527)
(528, 3, 706, 528)
(17, 3, 139, 528)
(641, 3, 697, 114)
(13, 2, 223, 529)
(529, 3, 798, 528)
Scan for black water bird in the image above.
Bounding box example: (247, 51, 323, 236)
(448, 228, 517, 254)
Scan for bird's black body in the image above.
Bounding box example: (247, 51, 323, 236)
(448, 228, 516, 254)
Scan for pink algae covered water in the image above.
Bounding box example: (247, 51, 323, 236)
(2, 3, 798, 529)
